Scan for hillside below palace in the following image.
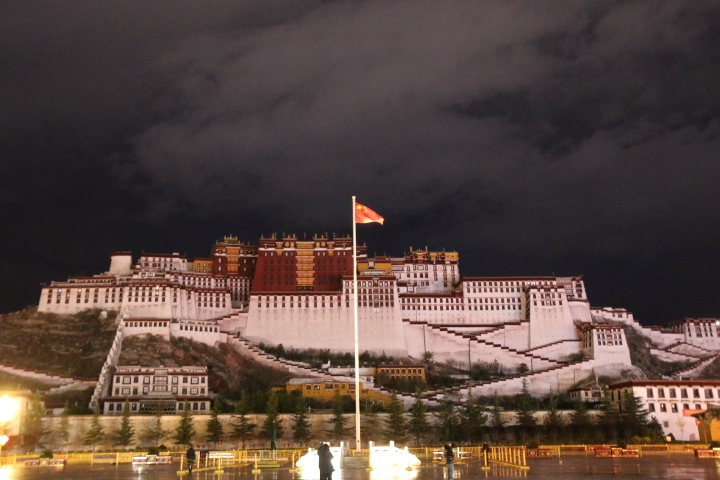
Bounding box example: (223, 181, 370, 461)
(38, 234, 720, 400)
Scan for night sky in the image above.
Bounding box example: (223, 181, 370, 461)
(2, 1, 719, 325)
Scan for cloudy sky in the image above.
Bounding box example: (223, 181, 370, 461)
(2, 0, 719, 324)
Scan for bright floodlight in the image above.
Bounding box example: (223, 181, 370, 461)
(0, 395, 18, 424)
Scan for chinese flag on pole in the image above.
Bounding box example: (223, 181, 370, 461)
(355, 202, 384, 225)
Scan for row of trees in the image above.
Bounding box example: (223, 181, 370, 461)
(202, 384, 665, 448)
(28, 381, 665, 453)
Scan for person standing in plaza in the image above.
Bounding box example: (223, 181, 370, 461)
(186, 445, 196, 474)
(444, 443, 455, 478)
(318, 443, 334, 480)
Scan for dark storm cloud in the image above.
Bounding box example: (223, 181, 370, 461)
(2, 0, 719, 323)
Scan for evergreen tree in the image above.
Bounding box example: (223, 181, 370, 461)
(206, 401, 224, 446)
(569, 398, 592, 443)
(261, 392, 284, 443)
(231, 395, 256, 449)
(55, 401, 71, 452)
(542, 393, 563, 443)
(489, 392, 505, 443)
(327, 389, 348, 441)
(515, 380, 536, 443)
(407, 389, 430, 446)
(360, 398, 381, 441)
(434, 393, 460, 443)
(113, 400, 135, 449)
(597, 391, 619, 443)
(645, 416, 665, 442)
(383, 392, 408, 442)
(21, 392, 45, 453)
(291, 396, 312, 446)
(620, 390, 649, 439)
(459, 391, 487, 445)
(83, 411, 105, 452)
(142, 404, 166, 448)
(174, 401, 196, 446)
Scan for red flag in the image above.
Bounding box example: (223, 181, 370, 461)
(355, 202, 384, 225)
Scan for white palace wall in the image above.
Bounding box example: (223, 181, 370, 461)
(478, 323, 531, 351)
(243, 297, 408, 355)
(528, 293, 577, 348)
(568, 300, 592, 323)
(525, 340, 582, 361)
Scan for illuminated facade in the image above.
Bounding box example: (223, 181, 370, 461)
(103, 366, 211, 415)
(36, 233, 720, 406)
(283, 378, 390, 404)
(252, 233, 358, 292)
(607, 380, 720, 441)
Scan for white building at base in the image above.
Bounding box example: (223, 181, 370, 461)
(608, 380, 720, 441)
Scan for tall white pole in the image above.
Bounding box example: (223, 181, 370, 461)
(352, 195, 361, 453)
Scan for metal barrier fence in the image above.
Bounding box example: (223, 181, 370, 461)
(540, 444, 709, 455)
(0, 444, 706, 468)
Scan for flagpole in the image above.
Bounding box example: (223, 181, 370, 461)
(352, 195, 361, 453)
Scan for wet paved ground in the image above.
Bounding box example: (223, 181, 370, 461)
(1, 456, 720, 480)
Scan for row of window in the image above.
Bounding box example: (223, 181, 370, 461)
(126, 321, 167, 328)
(465, 280, 555, 287)
(106, 401, 207, 413)
(304, 382, 356, 391)
(646, 387, 718, 399)
(115, 375, 205, 385)
(532, 301, 563, 307)
(402, 304, 520, 311)
(113, 386, 206, 395)
(406, 265, 455, 271)
(467, 287, 521, 293)
(258, 301, 396, 308)
(648, 402, 704, 413)
(403, 297, 515, 304)
(179, 325, 218, 333)
(344, 281, 395, 288)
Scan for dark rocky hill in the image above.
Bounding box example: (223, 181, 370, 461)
(0, 307, 117, 378)
(119, 334, 292, 397)
(0, 308, 292, 400)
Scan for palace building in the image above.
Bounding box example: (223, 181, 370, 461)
(37, 233, 720, 411)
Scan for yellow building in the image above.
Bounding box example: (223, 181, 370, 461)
(283, 379, 390, 405)
(192, 258, 213, 273)
(357, 256, 393, 276)
(376, 365, 426, 382)
(696, 408, 720, 443)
